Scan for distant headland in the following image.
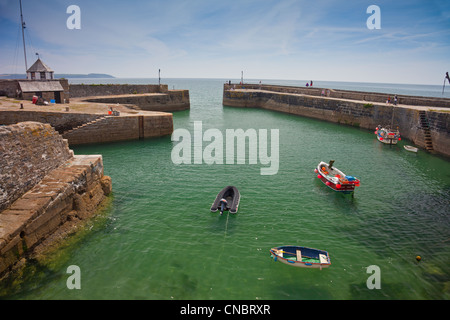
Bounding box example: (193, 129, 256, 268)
(0, 73, 115, 79)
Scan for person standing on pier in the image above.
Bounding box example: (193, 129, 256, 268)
(442, 72, 450, 94)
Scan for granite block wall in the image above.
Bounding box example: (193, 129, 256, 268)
(223, 87, 450, 157)
(0, 110, 102, 134)
(69, 84, 169, 98)
(0, 122, 73, 212)
(226, 84, 450, 108)
(84, 90, 190, 112)
(0, 122, 112, 278)
(62, 114, 173, 145)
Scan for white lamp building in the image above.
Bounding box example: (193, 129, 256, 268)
(26, 58, 54, 80)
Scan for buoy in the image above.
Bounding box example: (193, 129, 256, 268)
(326, 181, 331, 186)
(317, 174, 322, 179)
(314, 169, 318, 173)
(336, 184, 342, 189)
(416, 255, 421, 262)
(398, 138, 401, 141)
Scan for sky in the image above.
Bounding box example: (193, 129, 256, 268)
(0, 0, 449, 84)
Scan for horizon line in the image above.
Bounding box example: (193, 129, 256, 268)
(68, 76, 447, 87)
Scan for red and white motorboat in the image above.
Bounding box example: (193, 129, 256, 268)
(314, 160, 360, 194)
(375, 125, 401, 145)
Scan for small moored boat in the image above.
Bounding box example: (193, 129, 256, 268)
(314, 160, 360, 194)
(375, 125, 401, 145)
(210, 186, 240, 215)
(404, 145, 418, 153)
(270, 245, 331, 269)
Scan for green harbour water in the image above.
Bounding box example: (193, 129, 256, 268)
(1, 79, 449, 300)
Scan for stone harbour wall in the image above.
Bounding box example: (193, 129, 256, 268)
(223, 86, 450, 157)
(0, 110, 173, 145)
(0, 122, 112, 278)
(0, 110, 102, 134)
(84, 90, 190, 112)
(0, 122, 73, 212)
(62, 113, 174, 145)
(227, 84, 450, 108)
(0, 80, 20, 98)
(69, 84, 169, 97)
(425, 111, 450, 156)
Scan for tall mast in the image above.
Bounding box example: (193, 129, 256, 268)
(19, 0, 28, 72)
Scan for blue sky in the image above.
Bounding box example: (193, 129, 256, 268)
(0, 0, 449, 84)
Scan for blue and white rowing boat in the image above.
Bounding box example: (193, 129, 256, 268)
(270, 245, 331, 269)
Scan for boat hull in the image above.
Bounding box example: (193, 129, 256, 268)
(317, 174, 355, 193)
(377, 135, 399, 145)
(270, 245, 331, 269)
(375, 127, 400, 145)
(404, 145, 418, 153)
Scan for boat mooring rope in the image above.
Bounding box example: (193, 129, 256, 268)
(224, 211, 230, 238)
(216, 212, 230, 263)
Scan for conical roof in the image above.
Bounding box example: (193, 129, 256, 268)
(27, 58, 53, 73)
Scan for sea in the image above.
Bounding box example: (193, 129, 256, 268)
(1, 78, 449, 301)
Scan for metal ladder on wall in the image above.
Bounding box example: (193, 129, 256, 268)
(418, 111, 434, 152)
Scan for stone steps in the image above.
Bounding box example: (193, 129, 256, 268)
(63, 116, 110, 135)
(418, 111, 434, 151)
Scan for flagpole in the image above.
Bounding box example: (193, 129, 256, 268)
(19, 0, 28, 72)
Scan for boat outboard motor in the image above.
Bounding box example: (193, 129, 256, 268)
(220, 198, 227, 215)
(328, 160, 335, 170)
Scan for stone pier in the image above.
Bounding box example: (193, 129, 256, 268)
(0, 122, 112, 278)
(223, 84, 450, 157)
